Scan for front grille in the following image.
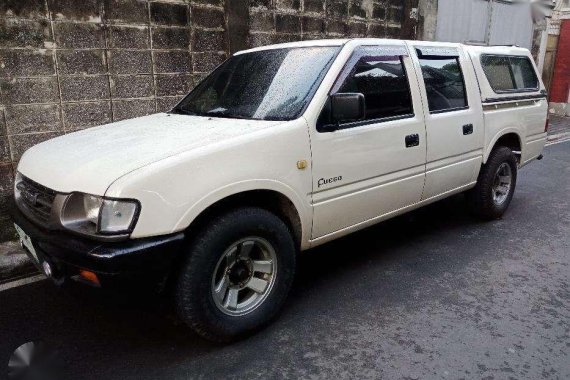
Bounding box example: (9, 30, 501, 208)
(16, 176, 57, 223)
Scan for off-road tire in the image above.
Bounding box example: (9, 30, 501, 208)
(175, 207, 296, 342)
(467, 146, 518, 220)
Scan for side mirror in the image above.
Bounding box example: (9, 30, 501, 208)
(331, 93, 365, 124)
(316, 93, 366, 133)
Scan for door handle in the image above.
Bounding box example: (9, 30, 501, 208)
(463, 124, 474, 135)
(405, 134, 419, 148)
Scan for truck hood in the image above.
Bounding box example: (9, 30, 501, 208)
(18, 113, 282, 195)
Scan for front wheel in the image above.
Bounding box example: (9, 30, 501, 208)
(175, 207, 296, 342)
(467, 146, 518, 220)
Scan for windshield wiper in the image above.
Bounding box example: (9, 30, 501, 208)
(202, 110, 250, 120)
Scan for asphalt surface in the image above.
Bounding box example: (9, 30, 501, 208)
(1, 142, 569, 380)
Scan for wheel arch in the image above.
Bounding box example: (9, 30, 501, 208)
(176, 182, 309, 250)
(484, 130, 523, 164)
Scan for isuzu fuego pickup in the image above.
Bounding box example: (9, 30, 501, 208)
(10, 39, 548, 341)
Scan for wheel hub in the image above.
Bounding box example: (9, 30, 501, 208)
(211, 237, 277, 316)
(492, 162, 512, 205)
(227, 260, 252, 287)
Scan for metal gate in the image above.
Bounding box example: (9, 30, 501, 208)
(435, 0, 534, 49)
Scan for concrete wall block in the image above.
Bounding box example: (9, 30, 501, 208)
(49, 0, 103, 22)
(155, 74, 193, 96)
(153, 50, 192, 73)
(0, 0, 49, 19)
(0, 200, 16, 241)
(0, 163, 13, 193)
(0, 109, 6, 136)
(0, 19, 52, 49)
(303, 0, 324, 14)
(53, 22, 105, 48)
(5, 104, 62, 135)
(63, 101, 112, 130)
(192, 0, 224, 6)
(103, 0, 149, 24)
(250, 0, 272, 9)
(152, 27, 190, 49)
(273, 33, 300, 44)
(348, 21, 366, 37)
(0, 50, 56, 78)
(192, 29, 227, 52)
(108, 50, 152, 74)
(326, 1, 348, 19)
(326, 19, 347, 35)
(301, 33, 325, 40)
(372, 4, 386, 20)
(387, 6, 403, 23)
(156, 96, 180, 112)
(367, 22, 385, 37)
(386, 25, 399, 38)
(150, 2, 189, 26)
(112, 98, 155, 121)
(109, 25, 150, 49)
(192, 51, 226, 72)
(349, 0, 368, 19)
(111, 74, 154, 98)
(275, 0, 301, 11)
(250, 11, 275, 32)
(302, 16, 324, 34)
(248, 32, 274, 48)
(191, 6, 225, 29)
(0, 166, 16, 242)
(57, 49, 107, 75)
(0, 77, 59, 104)
(276, 14, 301, 34)
(60, 75, 110, 101)
(8, 132, 62, 161)
(0, 136, 10, 162)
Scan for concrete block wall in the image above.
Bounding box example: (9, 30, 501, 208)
(247, 0, 409, 47)
(0, 0, 414, 241)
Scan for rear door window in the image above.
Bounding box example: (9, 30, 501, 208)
(481, 55, 538, 93)
(418, 56, 468, 113)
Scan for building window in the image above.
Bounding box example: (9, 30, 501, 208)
(419, 57, 468, 113)
(481, 55, 539, 93)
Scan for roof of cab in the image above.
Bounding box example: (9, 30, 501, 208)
(234, 38, 532, 57)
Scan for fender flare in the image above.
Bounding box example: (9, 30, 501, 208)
(484, 128, 523, 163)
(173, 179, 312, 249)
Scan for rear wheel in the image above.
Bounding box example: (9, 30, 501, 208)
(175, 207, 296, 342)
(467, 146, 518, 220)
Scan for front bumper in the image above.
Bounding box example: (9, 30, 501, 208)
(9, 200, 185, 289)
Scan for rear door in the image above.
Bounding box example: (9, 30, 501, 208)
(408, 43, 485, 200)
(308, 42, 427, 239)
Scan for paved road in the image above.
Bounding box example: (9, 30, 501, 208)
(1, 142, 569, 380)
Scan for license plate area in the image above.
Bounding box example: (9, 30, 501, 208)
(14, 223, 40, 264)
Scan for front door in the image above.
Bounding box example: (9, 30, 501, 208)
(309, 43, 427, 240)
(409, 43, 485, 200)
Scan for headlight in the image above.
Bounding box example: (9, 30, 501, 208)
(61, 193, 140, 236)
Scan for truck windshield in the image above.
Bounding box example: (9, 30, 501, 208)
(173, 46, 340, 121)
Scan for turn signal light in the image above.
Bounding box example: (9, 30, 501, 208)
(79, 270, 100, 286)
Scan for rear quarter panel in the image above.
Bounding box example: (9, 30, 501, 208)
(467, 46, 547, 165)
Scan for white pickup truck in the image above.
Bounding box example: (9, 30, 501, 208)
(10, 39, 547, 341)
